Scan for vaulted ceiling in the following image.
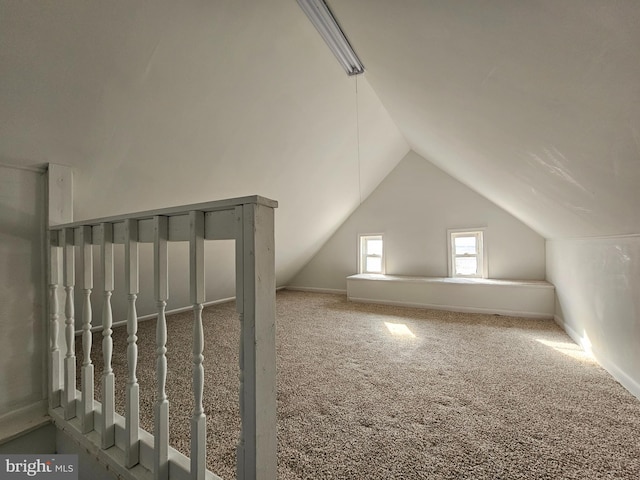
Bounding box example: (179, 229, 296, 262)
(1, 1, 638, 285)
(331, 0, 640, 239)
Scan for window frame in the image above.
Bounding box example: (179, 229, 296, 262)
(359, 234, 385, 274)
(447, 228, 487, 278)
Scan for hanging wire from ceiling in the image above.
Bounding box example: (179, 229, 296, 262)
(356, 74, 362, 204)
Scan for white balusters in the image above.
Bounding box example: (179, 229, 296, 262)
(48, 197, 278, 480)
(49, 244, 61, 409)
(101, 222, 115, 449)
(189, 211, 206, 480)
(79, 226, 94, 433)
(125, 218, 140, 467)
(62, 228, 77, 420)
(154, 215, 169, 480)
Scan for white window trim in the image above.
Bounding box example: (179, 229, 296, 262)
(447, 228, 488, 278)
(358, 234, 385, 274)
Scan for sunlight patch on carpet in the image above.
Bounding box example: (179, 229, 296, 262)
(536, 338, 595, 362)
(384, 321, 416, 337)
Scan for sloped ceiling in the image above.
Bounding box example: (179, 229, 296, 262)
(0, 0, 408, 285)
(330, 0, 640, 239)
(3, 1, 638, 292)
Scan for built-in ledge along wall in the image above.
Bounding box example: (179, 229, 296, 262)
(347, 274, 555, 319)
(290, 151, 547, 292)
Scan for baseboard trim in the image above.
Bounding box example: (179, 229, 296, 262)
(348, 296, 553, 319)
(553, 314, 565, 330)
(284, 286, 347, 295)
(555, 315, 640, 401)
(0, 400, 50, 446)
(134, 296, 236, 324)
(78, 296, 237, 335)
(77, 289, 286, 335)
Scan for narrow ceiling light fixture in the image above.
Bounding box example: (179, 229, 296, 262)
(297, 0, 365, 76)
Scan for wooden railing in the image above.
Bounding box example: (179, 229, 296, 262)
(48, 196, 278, 480)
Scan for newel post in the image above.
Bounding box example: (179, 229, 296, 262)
(236, 202, 277, 480)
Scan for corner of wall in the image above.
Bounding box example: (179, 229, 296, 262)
(559, 315, 640, 400)
(0, 401, 50, 448)
(546, 236, 640, 401)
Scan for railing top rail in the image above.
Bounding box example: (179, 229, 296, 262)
(49, 195, 278, 231)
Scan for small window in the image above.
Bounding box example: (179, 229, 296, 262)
(448, 230, 486, 278)
(359, 234, 384, 274)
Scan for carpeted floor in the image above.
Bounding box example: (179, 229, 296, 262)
(80, 290, 640, 479)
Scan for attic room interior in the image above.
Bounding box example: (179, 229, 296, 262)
(1, 1, 639, 479)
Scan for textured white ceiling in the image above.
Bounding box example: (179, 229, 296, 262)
(330, 0, 640, 238)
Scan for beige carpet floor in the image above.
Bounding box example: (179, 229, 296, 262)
(80, 290, 640, 479)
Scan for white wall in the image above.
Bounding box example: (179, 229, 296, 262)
(0, 165, 46, 416)
(290, 151, 546, 291)
(547, 236, 640, 398)
(0, 1, 408, 305)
